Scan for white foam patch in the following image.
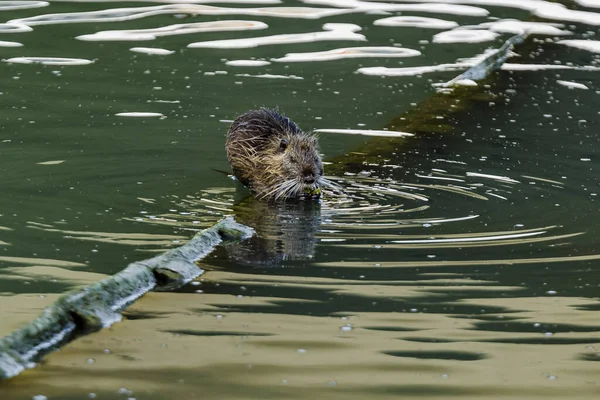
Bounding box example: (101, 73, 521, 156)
(308, 0, 600, 26)
(0, 40, 23, 47)
(77, 20, 268, 41)
(225, 59, 271, 66)
(373, 16, 459, 29)
(315, 128, 414, 137)
(433, 29, 499, 43)
(557, 80, 589, 90)
(359, 60, 600, 78)
(465, 19, 571, 35)
(358, 64, 463, 77)
(0, 1, 48, 11)
(391, 231, 544, 244)
(130, 47, 174, 55)
(188, 23, 365, 49)
(301, 0, 489, 16)
(37, 160, 65, 165)
(501, 63, 600, 71)
(273, 46, 420, 62)
(557, 39, 600, 53)
(453, 79, 478, 87)
(115, 112, 166, 117)
(9, 5, 354, 27)
(235, 73, 303, 79)
(467, 172, 519, 184)
(3, 57, 94, 65)
(534, 4, 600, 25)
(0, 22, 33, 32)
(576, 0, 600, 7)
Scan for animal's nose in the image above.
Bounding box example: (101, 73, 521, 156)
(304, 175, 315, 184)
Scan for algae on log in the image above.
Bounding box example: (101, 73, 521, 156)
(328, 33, 528, 174)
(0, 216, 254, 381)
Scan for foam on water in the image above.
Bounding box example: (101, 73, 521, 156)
(0, 22, 32, 32)
(0, 40, 23, 47)
(357, 64, 464, 77)
(235, 73, 303, 79)
(188, 23, 365, 49)
(302, 0, 489, 16)
(0, 1, 48, 11)
(314, 128, 414, 137)
(462, 19, 571, 35)
(557, 39, 600, 53)
(556, 80, 589, 90)
(115, 112, 166, 117)
(433, 29, 499, 43)
(3, 57, 93, 65)
(9, 4, 355, 27)
(77, 20, 268, 41)
(373, 16, 459, 29)
(130, 47, 175, 55)
(225, 59, 271, 66)
(273, 46, 421, 62)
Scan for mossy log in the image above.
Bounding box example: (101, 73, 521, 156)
(0, 216, 254, 381)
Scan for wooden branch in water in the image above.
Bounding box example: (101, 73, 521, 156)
(0, 216, 254, 381)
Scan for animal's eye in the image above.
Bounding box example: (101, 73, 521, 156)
(279, 139, 288, 150)
(314, 156, 320, 163)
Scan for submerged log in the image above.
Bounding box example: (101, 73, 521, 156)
(0, 216, 254, 381)
(327, 33, 528, 173)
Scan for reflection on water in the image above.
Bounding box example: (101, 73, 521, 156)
(2, 0, 600, 399)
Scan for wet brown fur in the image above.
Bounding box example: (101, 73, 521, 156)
(226, 109, 328, 200)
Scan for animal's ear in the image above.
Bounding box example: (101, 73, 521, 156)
(279, 138, 288, 150)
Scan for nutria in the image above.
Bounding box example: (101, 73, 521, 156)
(226, 109, 331, 200)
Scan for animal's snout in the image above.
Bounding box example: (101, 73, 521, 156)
(304, 174, 316, 184)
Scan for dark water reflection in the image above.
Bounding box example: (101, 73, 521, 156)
(2, 0, 600, 399)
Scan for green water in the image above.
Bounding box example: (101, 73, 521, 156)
(2, 0, 600, 399)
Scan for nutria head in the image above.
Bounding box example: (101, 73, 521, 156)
(226, 109, 329, 200)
